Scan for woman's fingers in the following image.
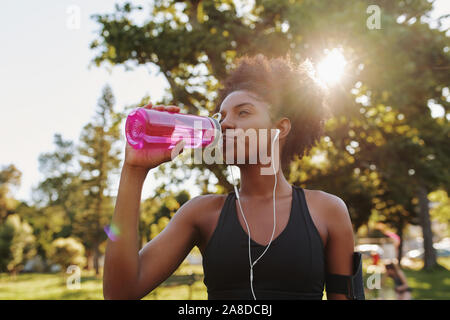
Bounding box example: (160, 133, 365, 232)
(166, 105, 180, 112)
(143, 103, 180, 113)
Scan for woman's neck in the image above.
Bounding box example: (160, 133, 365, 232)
(235, 163, 292, 199)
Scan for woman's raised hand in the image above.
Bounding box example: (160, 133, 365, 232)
(123, 103, 185, 171)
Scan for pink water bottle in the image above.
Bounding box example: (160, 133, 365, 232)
(125, 107, 222, 150)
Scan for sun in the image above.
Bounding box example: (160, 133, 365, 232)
(317, 48, 347, 85)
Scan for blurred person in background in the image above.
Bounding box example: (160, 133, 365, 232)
(385, 263, 412, 300)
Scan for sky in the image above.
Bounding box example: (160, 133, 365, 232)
(0, 0, 172, 202)
(0, 0, 449, 204)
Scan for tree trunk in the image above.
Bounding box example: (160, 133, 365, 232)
(86, 249, 94, 271)
(93, 240, 100, 276)
(417, 185, 437, 270)
(397, 225, 403, 266)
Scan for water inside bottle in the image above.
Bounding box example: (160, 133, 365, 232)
(126, 108, 217, 150)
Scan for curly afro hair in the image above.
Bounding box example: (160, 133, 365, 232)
(215, 54, 331, 171)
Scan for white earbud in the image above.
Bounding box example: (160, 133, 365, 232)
(228, 128, 281, 300)
(211, 112, 222, 123)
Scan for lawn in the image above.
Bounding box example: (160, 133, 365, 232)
(0, 258, 448, 300)
(0, 263, 207, 300)
(401, 257, 450, 300)
(362, 257, 450, 300)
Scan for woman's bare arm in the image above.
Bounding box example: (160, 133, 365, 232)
(103, 164, 149, 299)
(323, 194, 355, 300)
(103, 164, 203, 299)
(132, 196, 203, 299)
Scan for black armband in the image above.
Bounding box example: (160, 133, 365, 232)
(325, 252, 365, 300)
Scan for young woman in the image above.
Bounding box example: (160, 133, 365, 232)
(103, 54, 357, 300)
(385, 263, 412, 300)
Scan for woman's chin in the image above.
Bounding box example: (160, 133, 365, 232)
(221, 150, 258, 166)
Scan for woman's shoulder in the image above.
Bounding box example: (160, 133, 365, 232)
(303, 189, 345, 207)
(303, 188, 352, 231)
(180, 193, 229, 224)
(304, 188, 349, 215)
(189, 192, 229, 206)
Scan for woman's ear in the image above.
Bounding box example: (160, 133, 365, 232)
(275, 117, 291, 140)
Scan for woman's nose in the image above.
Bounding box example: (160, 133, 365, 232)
(220, 116, 236, 133)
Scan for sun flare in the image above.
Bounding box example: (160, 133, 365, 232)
(317, 48, 347, 85)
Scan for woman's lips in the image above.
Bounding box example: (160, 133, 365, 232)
(222, 135, 236, 142)
(222, 135, 236, 150)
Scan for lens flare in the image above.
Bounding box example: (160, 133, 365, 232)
(104, 223, 120, 241)
(317, 48, 347, 85)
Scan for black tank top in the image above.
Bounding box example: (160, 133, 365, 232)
(201, 185, 326, 300)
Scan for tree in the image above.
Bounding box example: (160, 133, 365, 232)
(429, 189, 450, 238)
(140, 189, 191, 247)
(0, 214, 36, 274)
(28, 134, 85, 259)
(0, 164, 22, 224)
(75, 85, 123, 275)
(327, 99, 449, 269)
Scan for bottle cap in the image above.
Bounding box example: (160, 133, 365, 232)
(125, 108, 148, 149)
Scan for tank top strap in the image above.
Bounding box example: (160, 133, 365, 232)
(293, 185, 326, 252)
(202, 191, 235, 256)
(220, 191, 235, 228)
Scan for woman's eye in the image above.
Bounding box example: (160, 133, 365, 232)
(239, 110, 249, 116)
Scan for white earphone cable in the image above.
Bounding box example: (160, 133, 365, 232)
(228, 128, 280, 300)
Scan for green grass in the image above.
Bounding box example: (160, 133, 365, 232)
(402, 258, 450, 300)
(0, 263, 207, 300)
(1, 258, 448, 300)
(363, 257, 450, 300)
(0, 272, 104, 300)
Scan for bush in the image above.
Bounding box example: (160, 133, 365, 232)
(47, 237, 86, 272)
(0, 214, 36, 273)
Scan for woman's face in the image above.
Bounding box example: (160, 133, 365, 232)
(218, 90, 276, 165)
